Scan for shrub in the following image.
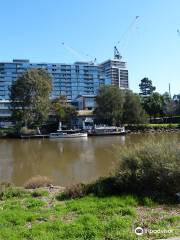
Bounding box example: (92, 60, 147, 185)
(87, 177, 117, 197)
(114, 136, 180, 199)
(0, 187, 28, 200)
(31, 189, 49, 198)
(57, 183, 87, 200)
(20, 127, 36, 135)
(0, 128, 16, 137)
(24, 198, 45, 208)
(24, 176, 53, 189)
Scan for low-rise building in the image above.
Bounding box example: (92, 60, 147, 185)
(72, 95, 96, 110)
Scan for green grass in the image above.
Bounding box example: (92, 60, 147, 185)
(126, 123, 180, 127)
(0, 187, 179, 240)
(144, 123, 180, 127)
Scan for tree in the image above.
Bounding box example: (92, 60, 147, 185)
(94, 86, 124, 125)
(173, 94, 180, 115)
(51, 96, 77, 128)
(139, 78, 156, 96)
(10, 69, 52, 130)
(162, 92, 175, 117)
(51, 96, 66, 125)
(142, 92, 164, 119)
(122, 91, 148, 124)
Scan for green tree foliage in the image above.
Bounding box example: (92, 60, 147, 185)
(10, 69, 52, 128)
(122, 91, 148, 124)
(51, 96, 66, 121)
(173, 94, 180, 115)
(162, 92, 174, 117)
(142, 92, 164, 119)
(51, 96, 77, 127)
(94, 86, 124, 125)
(139, 77, 156, 96)
(94, 86, 147, 125)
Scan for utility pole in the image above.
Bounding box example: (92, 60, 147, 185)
(169, 83, 171, 98)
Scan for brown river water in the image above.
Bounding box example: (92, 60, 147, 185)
(0, 133, 179, 186)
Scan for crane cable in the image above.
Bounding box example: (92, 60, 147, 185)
(115, 16, 140, 56)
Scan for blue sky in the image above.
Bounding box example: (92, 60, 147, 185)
(0, 0, 180, 95)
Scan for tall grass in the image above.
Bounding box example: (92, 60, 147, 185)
(114, 136, 180, 199)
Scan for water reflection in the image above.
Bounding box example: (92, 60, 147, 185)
(0, 133, 179, 186)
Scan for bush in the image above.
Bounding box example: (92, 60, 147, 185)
(114, 137, 180, 199)
(87, 177, 117, 197)
(20, 127, 36, 135)
(31, 189, 49, 198)
(57, 183, 87, 200)
(0, 187, 27, 200)
(24, 176, 53, 189)
(0, 128, 16, 138)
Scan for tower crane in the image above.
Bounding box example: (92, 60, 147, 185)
(61, 42, 84, 61)
(61, 42, 97, 64)
(114, 16, 140, 59)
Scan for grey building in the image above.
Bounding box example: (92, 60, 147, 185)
(99, 59, 129, 89)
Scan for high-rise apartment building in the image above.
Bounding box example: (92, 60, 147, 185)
(99, 59, 129, 89)
(0, 58, 129, 119)
(0, 59, 105, 101)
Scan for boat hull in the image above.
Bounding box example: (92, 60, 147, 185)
(50, 133, 88, 139)
(88, 132, 126, 136)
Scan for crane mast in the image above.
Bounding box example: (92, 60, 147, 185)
(114, 46, 122, 59)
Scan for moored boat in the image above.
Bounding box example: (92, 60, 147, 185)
(88, 125, 125, 136)
(49, 129, 88, 139)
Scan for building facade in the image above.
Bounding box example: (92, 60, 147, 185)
(0, 58, 129, 120)
(0, 59, 105, 101)
(99, 59, 129, 89)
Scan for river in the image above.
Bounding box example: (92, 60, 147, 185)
(0, 133, 179, 186)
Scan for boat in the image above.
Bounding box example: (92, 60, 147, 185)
(49, 129, 88, 139)
(88, 125, 125, 136)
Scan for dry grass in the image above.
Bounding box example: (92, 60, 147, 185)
(136, 205, 180, 226)
(24, 175, 53, 189)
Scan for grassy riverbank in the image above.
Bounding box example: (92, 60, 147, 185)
(0, 186, 179, 240)
(126, 123, 180, 133)
(0, 123, 180, 139)
(0, 136, 179, 239)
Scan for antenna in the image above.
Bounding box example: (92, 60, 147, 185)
(169, 83, 171, 97)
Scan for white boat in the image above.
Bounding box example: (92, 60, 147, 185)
(88, 125, 125, 136)
(49, 129, 88, 139)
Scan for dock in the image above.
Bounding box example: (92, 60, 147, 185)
(20, 134, 49, 139)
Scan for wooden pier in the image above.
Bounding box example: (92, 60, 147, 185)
(20, 134, 49, 139)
